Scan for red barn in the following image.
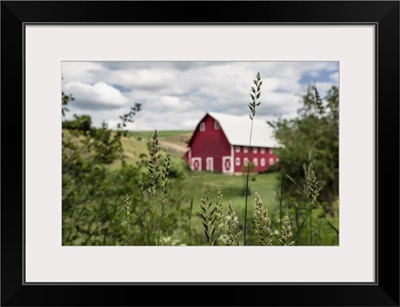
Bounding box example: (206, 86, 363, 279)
(183, 112, 279, 174)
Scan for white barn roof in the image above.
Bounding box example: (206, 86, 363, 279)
(208, 112, 279, 148)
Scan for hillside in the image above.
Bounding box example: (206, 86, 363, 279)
(111, 130, 192, 168)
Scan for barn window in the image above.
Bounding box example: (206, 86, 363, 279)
(270, 148, 273, 154)
(269, 158, 275, 166)
(261, 158, 266, 166)
(214, 121, 220, 130)
(235, 157, 240, 166)
(235, 146, 240, 153)
(200, 122, 205, 132)
(243, 157, 249, 165)
(243, 146, 248, 153)
(253, 147, 258, 153)
(260, 148, 265, 154)
(253, 158, 258, 166)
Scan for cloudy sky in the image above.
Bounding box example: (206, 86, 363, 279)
(62, 61, 339, 131)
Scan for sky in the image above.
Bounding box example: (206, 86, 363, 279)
(62, 61, 339, 131)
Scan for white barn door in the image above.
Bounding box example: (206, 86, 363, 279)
(191, 157, 202, 171)
(222, 156, 233, 174)
(206, 157, 214, 171)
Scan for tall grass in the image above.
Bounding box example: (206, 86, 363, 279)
(244, 72, 263, 245)
(223, 202, 241, 246)
(200, 188, 217, 245)
(287, 151, 325, 245)
(280, 209, 294, 246)
(123, 194, 131, 245)
(254, 192, 273, 246)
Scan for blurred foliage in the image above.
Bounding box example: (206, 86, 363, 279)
(62, 93, 189, 245)
(273, 85, 339, 212)
(271, 85, 339, 245)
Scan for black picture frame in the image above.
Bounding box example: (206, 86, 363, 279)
(1, 1, 399, 306)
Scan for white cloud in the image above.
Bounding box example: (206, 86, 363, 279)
(157, 96, 194, 112)
(134, 109, 205, 131)
(63, 81, 128, 110)
(62, 62, 104, 83)
(107, 69, 177, 89)
(62, 61, 339, 129)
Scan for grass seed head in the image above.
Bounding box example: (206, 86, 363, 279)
(280, 209, 294, 246)
(254, 192, 273, 246)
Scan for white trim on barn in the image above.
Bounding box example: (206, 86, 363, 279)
(222, 156, 233, 174)
(206, 157, 214, 171)
(191, 157, 202, 171)
(200, 122, 205, 132)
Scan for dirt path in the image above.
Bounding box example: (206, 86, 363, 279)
(159, 140, 188, 153)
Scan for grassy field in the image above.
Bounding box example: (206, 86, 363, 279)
(119, 130, 279, 208)
(109, 130, 191, 168)
(67, 129, 283, 217)
(115, 130, 282, 244)
(130, 130, 192, 148)
(178, 170, 280, 241)
(182, 171, 279, 213)
(116, 131, 281, 233)
(64, 129, 338, 246)
(129, 130, 192, 139)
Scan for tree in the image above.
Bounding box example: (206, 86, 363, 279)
(61, 89, 143, 244)
(273, 85, 339, 213)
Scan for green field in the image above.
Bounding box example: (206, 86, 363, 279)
(110, 130, 191, 168)
(129, 130, 192, 149)
(120, 130, 279, 210)
(63, 129, 338, 246)
(111, 130, 280, 219)
(129, 130, 192, 139)
(177, 170, 281, 242)
(114, 131, 282, 240)
(182, 171, 279, 212)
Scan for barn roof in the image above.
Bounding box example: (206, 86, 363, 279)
(207, 112, 279, 148)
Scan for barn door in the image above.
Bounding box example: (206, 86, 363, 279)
(191, 157, 202, 171)
(222, 156, 233, 174)
(206, 157, 214, 171)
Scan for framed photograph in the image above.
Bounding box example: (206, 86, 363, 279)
(1, 1, 399, 306)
